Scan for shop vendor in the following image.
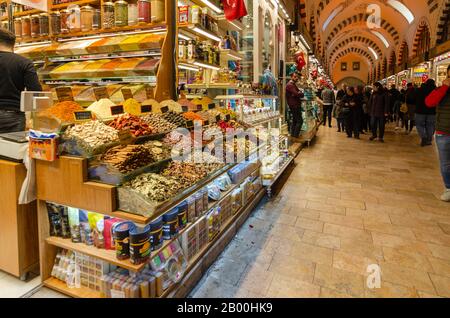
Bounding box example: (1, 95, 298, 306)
(0, 29, 41, 133)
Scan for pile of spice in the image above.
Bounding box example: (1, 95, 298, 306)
(162, 162, 209, 188)
(38, 101, 83, 123)
(162, 111, 187, 127)
(123, 173, 183, 202)
(140, 113, 177, 133)
(87, 98, 116, 119)
(108, 114, 154, 137)
(101, 144, 154, 173)
(123, 98, 142, 116)
(142, 140, 172, 161)
(182, 111, 205, 123)
(63, 121, 119, 149)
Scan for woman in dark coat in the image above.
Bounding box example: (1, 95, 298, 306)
(368, 82, 389, 142)
(341, 86, 363, 139)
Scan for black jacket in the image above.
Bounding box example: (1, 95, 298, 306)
(368, 90, 389, 118)
(415, 82, 437, 115)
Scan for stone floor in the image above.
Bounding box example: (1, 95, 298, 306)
(190, 124, 450, 298)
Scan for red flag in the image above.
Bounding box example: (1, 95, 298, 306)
(222, 0, 248, 21)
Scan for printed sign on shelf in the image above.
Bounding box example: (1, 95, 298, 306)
(12, 0, 48, 12)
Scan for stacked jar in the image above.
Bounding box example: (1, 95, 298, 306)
(102, 2, 115, 29)
(80, 5, 94, 32)
(138, 0, 151, 24)
(14, 18, 22, 39)
(50, 11, 61, 35)
(39, 13, 49, 36)
(21, 16, 31, 38)
(30, 14, 39, 38)
(114, 0, 128, 27)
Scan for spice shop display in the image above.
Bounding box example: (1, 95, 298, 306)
(142, 140, 172, 161)
(86, 98, 117, 120)
(100, 144, 155, 173)
(161, 111, 187, 127)
(108, 114, 154, 137)
(140, 113, 177, 133)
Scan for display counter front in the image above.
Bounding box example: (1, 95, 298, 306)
(0, 159, 39, 279)
(434, 52, 450, 86)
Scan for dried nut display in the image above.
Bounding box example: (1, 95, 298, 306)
(162, 162, 209, 188)
(64, 120, 119, 148)
(162, 110, 187, 127)
(140, 113, 177, 133)
(123, 173, 183, 202)
(142, 140, 172, 161)
(184, 152, 224, 172)
(108, 114, 154, 137)
(101, 144, 154, 173)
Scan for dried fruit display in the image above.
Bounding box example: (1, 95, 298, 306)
(162, 162, 210, 188)
(142, 140, 172, 161)
(123, 173, 184, 203)
(140, 113, 177, 133)
(162, 111, 187, 127)
(64, 121, 119, 149)
(108, 114, 154, 137)
(101, 144, 155, 173)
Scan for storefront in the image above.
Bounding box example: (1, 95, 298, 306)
(396, 69, 412, 89)
(431, 41, 450, 86)
(411, 62, 432, 87)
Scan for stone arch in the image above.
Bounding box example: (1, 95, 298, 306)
(389, 50, 397, 76)
(328, 36, 384, 62)
(413, 18, 432, 57)
(398, 41, 409, 67)
(436, 0, 450, 44)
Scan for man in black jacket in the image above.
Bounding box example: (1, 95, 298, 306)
(0, 29, 42, 133)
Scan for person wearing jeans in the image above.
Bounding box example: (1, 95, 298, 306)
(286, 72, 304, 138)
(425, 65, 450, 202)
(368, 82, 389, 142)
(415, 79, 437, 146)
(321, 86, 335, 127)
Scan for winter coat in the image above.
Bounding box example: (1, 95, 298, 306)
(368, 90, 389, 118)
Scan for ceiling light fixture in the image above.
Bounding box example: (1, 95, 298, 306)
(201, 0, 223, 14)
(368, 47, 379, 60)
(191, 26, 222, 42)
(178, 33, 192, 40)
(178, 64, 200, 72)
(229, 20, 243, 31)
(387, 0, 414, 24)
(371, 31, 390, 48)
(322, 5, 344, 31)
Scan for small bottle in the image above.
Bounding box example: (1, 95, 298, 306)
(191, 5, 200, 24)
(178, 40, 185, 60)
(187, 40, 194, 60)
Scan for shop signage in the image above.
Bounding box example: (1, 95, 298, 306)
(140, 105, 152, 113)
(181, 106, 189, 112)
(431, 40, 450, 58)
(208, 103, 216, 110)
(186, 120, 194, 128)
(160, 106, 169, 113)
(110, 105, 124, 115)
(73, 111, 93, 123)
(93, 87, 109, 101)
(215, 115, 221, 122)
(55, 87, 74, 102)
(121, 88, 133, 100)
(12, 0, 48, 12)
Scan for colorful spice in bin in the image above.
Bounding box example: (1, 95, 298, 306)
(108, 114, 154, 137)
(182, 111, 205, 123)
(163, 208, 179, 240)
(129, 225, 151, 265)
(38, 101, 83, 123)
(87, 98, 116, 119)
(123, 98, 142, 116)
(113, 221, 135, 260)
(177, 201, 188, 229)
(149, 216, 163, 251)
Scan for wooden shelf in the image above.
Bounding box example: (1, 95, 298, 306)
(217, 15, 244, 32)
(13, 10, 42, 17)
(187, 83, 240, 89)
(46, 236, 146, 272)
(220, 49, 244, 60)
(178, 23, 221, 42)
(179, 59, 220, 70)
(52, 0, 100, 10)
(43, 277, 102, 298)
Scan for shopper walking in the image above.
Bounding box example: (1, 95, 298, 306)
(425, 65, 450, 202)
(333, 92, 345, 133)
(0, 29, 41, 133)
(355, 85, 366, 134)
(415, 79, 437, 147)
(341, 86, 362, 139)
(404, 83, 416, 134)
(286, 72, 305, 138)
(368, 82, 389, 142)
(388, 85, 400, 124)
(320, 85, 335, 128)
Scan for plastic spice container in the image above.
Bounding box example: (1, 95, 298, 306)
(162, 208, 179, 240)
(30, 14, 40, 38)
(186, 196, 196, 223)
(149, 216, 163, 251)
(129, 225, 151, 265)
(201, 188, 209, 211)
(60, 10, 69, 34)
(21, 16, 31, 38)
(68, 4, 81, 32)
(194, 192, 203, 217)
(93, 9, 100, 30)
(191, 5, 200, 24)
(102, 2, 115, 29)
(151, 0, 165, 23)
(39, 13, 49, 36)
(14, 18, 22, 38)
(50, 11, 61, 35)
(114, 0, 128, 27)
(128, 2, 138, 26)
(80, 5, 94, 32)
(138, 0, 150, 24)
(177, 201, 188, 229)
(113, 221, 135, 260)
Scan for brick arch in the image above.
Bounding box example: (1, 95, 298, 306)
(328, 36, 383, 62)
(428, 0, 440, 14)
(331, 47, 375, 69)
(398, 41, 409, 67)
(324, 13, 400, 48)
(436, 0, 450, 44)
(412, 19, 431, 56)
(389, 50, 397, 75)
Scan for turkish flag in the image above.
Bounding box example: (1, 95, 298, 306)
(222, 0, 248, 21)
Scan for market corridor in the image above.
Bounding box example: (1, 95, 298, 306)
(190, 125, 450, 298)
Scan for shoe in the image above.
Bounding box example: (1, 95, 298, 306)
(329, 125, 332, 128)
(355, 136, 360, 139)
(347, 135, 352, 138)
(337, 129, 341, 132)
(421, 139, 427, 147)
(440, 189, 450, 202)
(395, 127, 400, 130)
(379, 139, 385, 143)
(369, 136, 376, 141)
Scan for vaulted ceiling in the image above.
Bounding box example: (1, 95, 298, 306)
(303, 0, 449, 83)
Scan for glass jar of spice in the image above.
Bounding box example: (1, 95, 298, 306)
(50, 11, 61, 35)
(21, 16, 31, 38)
(30, 14, 40, 38)
(138, 0, 150, 24)
(60, 9, 69, 34)
(151, 0, 165, 23)
(93, 9, 100, 30)
(102, 2, 115, 29)
(68, 4, 81, 33)
(80, 5, 94, 32)
(114, 0, 128, 27)
(39, 13, 49, 36)
(14, 18, 22, 39)
(128, 2, 138, 26)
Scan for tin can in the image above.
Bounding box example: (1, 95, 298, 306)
(129, 225, 151, 265)
(162, 208, 179, 240)
(113, 221, 135, 260)
(177, 201, 188, 229)
(149, 216, 163, 251)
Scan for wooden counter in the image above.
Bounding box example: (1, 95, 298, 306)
(0, 159, 39, 279)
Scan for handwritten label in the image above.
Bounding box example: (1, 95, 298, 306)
(204, 120, 209, 126)
(197, 105, 203, 111)
(160, 106, 169, 113)
(181, 106, 189, 112)
(118, 129, 135, 145)
(141, 105, 152, 113)
(94, 87, 109, 101)
(215, 115, 221, 122)
(55, 87, 74, 102)
(110, 105, 124, 115)
(225, 114, 231, 121)
(73, 111, 93, 122)
(186, 120, 194, 128)
(121, 88, 133, 101)
(208, 103, 216, 110)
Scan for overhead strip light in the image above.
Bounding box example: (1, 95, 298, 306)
(368, 47, 379, 60)
(191, 26, 222, 42)
(193, 61, 221, 70)
(387, 0, 414, 24)
(178, 64, 200, 71)
(227, 52, 243, 60)
(322, 5, 344, 31)
(201, 0, 223, 14)
(229, 20, 243, 31)
(178, 33, 192, 41)
(57, 28, 167, 42)
(371, 31, 390, 48)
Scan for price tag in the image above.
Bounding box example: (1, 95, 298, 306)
(196, 105, 203, 111)
(121, 88, 133, 100)
(118, 129, 136, 145)
(141, 105, 152, 113)
(73, 110, 93, 123)
(55, 87, 74, 102)
(186, 120, 194, 128)
(208, 103, 216, 110)
(161, 106, 169, 113)
(110, 105, 124, 115)
(225, 114, 231, 121)
(145, 86, 154, 99)
(204, 120, 209, 126)
(94, 87, 109, 101)
(215, 115, 221, 122)
(181, 105, 189, 112)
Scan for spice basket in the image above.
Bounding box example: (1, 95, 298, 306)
(58, 137, 121, 158)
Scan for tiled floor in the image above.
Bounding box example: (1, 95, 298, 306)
(191, 125, 450, 298)
(0, 270, 41, 298)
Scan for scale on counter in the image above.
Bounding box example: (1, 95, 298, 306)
(0, 131, 28, 162)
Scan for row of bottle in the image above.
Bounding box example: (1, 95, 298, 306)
(179, 40, 220, 65)
(12, 0, 165, 38)
(178, 4, 218, 34)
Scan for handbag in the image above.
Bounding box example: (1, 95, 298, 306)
(400, 103, 408, 113)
